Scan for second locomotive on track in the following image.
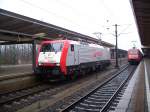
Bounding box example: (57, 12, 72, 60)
(128, 47, 142, 65)
(35, 40, 111, 79)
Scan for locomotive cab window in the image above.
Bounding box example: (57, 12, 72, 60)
(41, 42, 63, 52)
(71, 44, 74, 52)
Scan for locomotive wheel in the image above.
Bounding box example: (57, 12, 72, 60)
(69, 71, 78, 80)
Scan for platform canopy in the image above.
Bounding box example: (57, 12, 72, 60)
(130, 0, 150, 46)
(130, 0, 150, 56)
(0, 9, 114, 48)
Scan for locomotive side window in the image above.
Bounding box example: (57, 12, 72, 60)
(71, 44, 74, 52)
(41, 42, 63, 52)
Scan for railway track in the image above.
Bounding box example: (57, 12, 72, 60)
(0, 81, 74, 112)
(0, 64, 130, 112)
(0, 83, 51, 105)
(60, 65, 136, 112)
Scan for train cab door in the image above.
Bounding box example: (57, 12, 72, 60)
(73, 44, 79, 65)
(67, 44, 75, 66)
(67, 44, 79, 67)
(69, 44, 78, 66)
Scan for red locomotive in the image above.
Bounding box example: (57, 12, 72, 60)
(128, 47, 142, 65)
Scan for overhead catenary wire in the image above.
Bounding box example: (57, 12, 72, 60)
(20, 0, 82, 28)
(21, 0, 109, 31)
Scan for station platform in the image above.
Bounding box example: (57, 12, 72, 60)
(115, 58, 150, 112)
(143, 58, 150, 112)
(0, 64, 37, 94)
(0, 64, 32, 76)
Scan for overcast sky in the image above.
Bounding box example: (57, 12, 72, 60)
(0, 0, 141, 50)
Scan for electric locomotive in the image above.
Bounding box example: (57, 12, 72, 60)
(128, 47, 142, 65)
(35, 40, 111, 79)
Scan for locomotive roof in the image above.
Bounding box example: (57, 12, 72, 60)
(41, 40, 104, 48)
(128, 48, 140, 52)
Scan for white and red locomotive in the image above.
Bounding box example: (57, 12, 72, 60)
(128, 47, 142, 65)
(35, 40, 111, 79)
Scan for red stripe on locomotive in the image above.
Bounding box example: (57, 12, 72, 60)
(60, 40, 69, 75)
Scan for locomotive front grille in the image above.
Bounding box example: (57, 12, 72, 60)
(37, 66, 61, 75)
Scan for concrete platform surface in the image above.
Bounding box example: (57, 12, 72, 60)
(0, 64, 32, 76)
(114, 60, 146, 112)
(116, 58, 150, 112)
(115, 63, 144, 112)
(144, 58, 150, 112)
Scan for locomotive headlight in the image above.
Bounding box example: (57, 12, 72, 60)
(38, 61, 42, 65)
(56, 63, 60, 66)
